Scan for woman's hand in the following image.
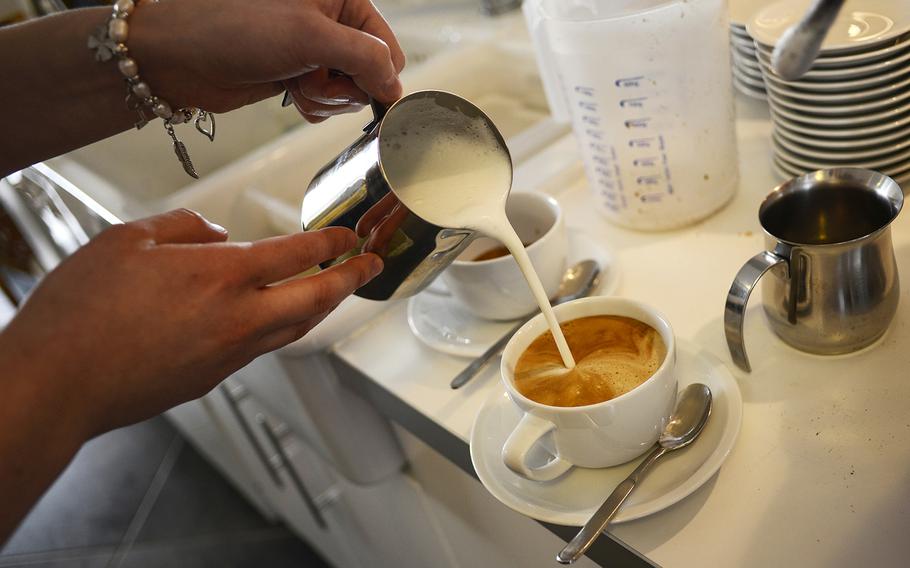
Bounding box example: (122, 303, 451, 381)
(0, 209, 381, 436)
(130, 0, 407, 122)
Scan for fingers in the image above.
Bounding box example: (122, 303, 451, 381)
(355, 193, 400, 237)
(255, 308, 334, 354)
(305, 20, 402, 103)
(242, 227, 357, 286)
(363, 200, 408, 256)
(339, 0, 406, 74)
(293, 70, 370, 106)
(258, 253, 383, 328)
(129, 209, 229, 244)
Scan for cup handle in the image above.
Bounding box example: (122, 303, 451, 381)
(724, 251, 788, 373)
(502, 413, 572, 481)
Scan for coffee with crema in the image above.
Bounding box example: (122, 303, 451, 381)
(514, 316, 666, 407)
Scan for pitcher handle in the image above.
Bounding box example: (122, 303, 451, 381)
(363, 98, 388, 133)
(724, 251, 789, 373)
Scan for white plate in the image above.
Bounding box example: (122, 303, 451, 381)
(766, 84, 910, 116)
(755, 43, 910, 81)
(766, 92, 910, 127)
(773, 126, 910, 160)
(733, 50, 762, 72)
(407, 230, 620, 358)
(762, 67, 910, 103)
(734, 77, 768, 100)
(757, 33, 910, 69)
(732, 65, 767, 90)
(748, 0, 910, 55)
(469, 342, 743, 525)
(774, 150, 910, 181)
(759, 59, 910, 93)
(771, 133, 910, 170)
(731, 40, 758, 60)
(770, 106, 910, 139)
(774, 119, 910, 149)
(729, 0, 774, 28)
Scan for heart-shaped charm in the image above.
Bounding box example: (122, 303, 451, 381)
(194, 111, 215, 142)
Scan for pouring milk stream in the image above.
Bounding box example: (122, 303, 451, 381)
(379, 96, 576, 369)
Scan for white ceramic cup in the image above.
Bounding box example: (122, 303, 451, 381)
(441, 192, 568, 321)
(500, 296, 678, 482)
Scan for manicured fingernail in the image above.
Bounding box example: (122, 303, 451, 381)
(281, 90, 293, 107)
(208, 221, 228, 234)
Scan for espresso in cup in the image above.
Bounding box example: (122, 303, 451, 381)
(514, 316, 666, 407)
(471, 241, 534, 261)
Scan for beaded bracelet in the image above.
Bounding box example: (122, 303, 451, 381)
(88, 0, 214, 179)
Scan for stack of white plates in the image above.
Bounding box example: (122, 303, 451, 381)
(729, 0, 771, 100)
(748, 0, 910, 184)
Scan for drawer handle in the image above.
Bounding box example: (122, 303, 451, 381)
(257, 414, 328, 530)
(218, 383, 284, 488)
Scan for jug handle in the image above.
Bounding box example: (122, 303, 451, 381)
(363, 99, 388, 133)
(724, 251, 789, 373)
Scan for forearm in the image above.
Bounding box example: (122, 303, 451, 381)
(0, 7, 138, 177)
(0, 326, 92, 542)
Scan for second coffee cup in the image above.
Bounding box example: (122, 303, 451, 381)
(500, 296, 678, 482)
(441, 192, 568, 321)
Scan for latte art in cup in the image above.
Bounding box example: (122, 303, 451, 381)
(514, 316, 667, 407)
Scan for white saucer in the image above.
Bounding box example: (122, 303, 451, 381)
(748, 0, 910, 55)
(469, 342, 743, 525)
(407, 230, 619, 358)
(768, 85, 910, 116)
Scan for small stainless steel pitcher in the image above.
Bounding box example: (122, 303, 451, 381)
(301, 90, 510, 301)
(725, 168, 903, 372)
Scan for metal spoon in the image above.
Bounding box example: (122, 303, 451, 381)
(770, 0, 846, 80)
(449, 259, 601, 390)
(556, 383, 713, 564)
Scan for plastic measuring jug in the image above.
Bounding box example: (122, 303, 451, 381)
(523, 0, 740, 230)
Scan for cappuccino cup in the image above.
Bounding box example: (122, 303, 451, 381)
(441, 192, 568, 321)
(500, 296, 677, 482)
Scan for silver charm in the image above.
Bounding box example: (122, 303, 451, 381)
(165, 124, 198, 179)
(88, 25, 117, 62)
(194, 111, 216, 142)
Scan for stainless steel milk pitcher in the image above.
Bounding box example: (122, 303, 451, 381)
(301, 91, 511, 300)
(725, 169, 903, 372)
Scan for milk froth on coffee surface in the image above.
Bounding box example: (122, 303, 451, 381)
(514, 316, 666, 407)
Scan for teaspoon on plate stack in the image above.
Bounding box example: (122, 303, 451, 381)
(748, 0, 910, 186)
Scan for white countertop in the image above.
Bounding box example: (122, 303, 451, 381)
(332, 97, 910, 568)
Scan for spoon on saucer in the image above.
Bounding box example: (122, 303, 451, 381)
(556, 383, 713, 564)
(450, 260, 601, 390)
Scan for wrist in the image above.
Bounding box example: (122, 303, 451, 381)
(0, 325, 97, 447)
(126, 1, 193, 110)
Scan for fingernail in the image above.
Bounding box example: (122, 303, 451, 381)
(369, 254, 384, 278)
(208, 221, 228, 234)
(281, 90, 293, 107)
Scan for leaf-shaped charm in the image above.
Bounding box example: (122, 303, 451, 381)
(173, 139, 199, 179)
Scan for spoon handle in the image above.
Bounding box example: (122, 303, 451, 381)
(450, 317, 529, 389)
(556, 445, 668, 564)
